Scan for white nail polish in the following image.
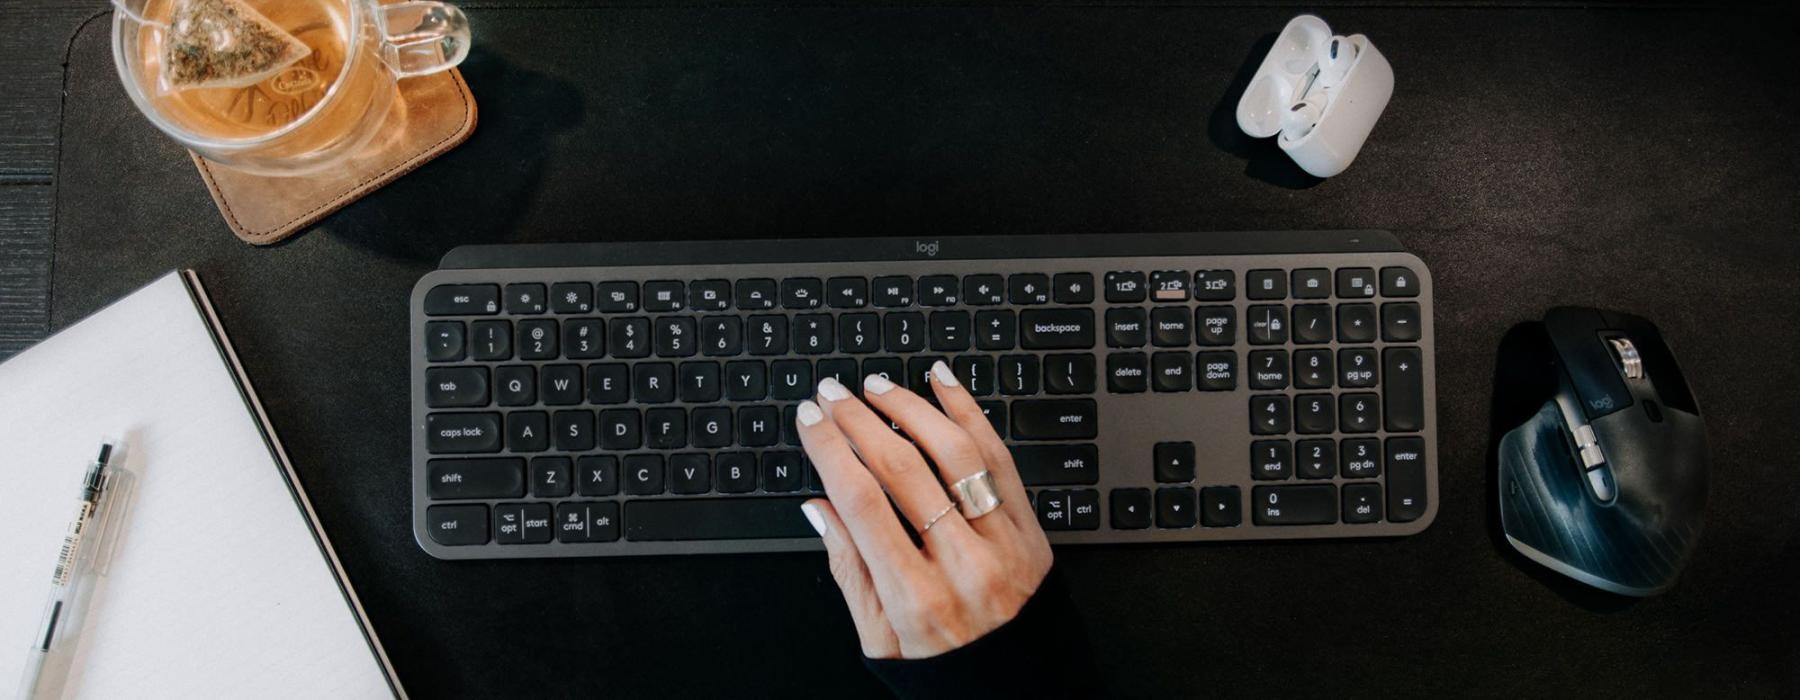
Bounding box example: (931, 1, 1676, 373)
(817, 377, 851, 402)
(797, 400, 824, 426)
(864, 373, 897, 395)
(931, 360, 960, 388)
(800, 502, 828, 536)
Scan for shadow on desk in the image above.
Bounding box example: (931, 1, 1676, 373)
(1206, 32, 1324, 191)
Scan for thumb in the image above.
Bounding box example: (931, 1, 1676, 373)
(804, 499, 900, 659)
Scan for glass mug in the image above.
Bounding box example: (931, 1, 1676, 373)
(112, 0, 471, 175)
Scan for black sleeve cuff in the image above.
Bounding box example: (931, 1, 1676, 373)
(864, 567, 1095, 699)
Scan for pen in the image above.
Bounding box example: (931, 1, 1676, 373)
(16, 444, 119, 700)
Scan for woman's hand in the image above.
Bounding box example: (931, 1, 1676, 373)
(795, 360, 1053, 660)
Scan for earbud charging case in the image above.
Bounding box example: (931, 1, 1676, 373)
(1235, 15, 1394, 178)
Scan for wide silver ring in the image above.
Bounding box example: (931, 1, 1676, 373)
(950, 470, 1003, 519)
(920, 502, 958, 532)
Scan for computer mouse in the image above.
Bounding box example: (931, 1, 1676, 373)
(1496, 307, 1707, 596)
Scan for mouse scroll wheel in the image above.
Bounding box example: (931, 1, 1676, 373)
(1608, 337, 1644, 380)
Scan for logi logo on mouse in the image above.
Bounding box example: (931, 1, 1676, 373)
(914, 240, 940, 257)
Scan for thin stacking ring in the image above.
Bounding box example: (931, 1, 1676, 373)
(920, 502, 958, 532)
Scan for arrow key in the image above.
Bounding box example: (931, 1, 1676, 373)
(1110, 488, 1152, 529)
(1201, 486, 1242, 527)
(1156, 487, 1198, 528)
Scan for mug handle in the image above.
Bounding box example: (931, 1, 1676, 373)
(377, 1, 471, 79)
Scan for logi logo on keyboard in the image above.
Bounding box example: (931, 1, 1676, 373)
(914, 240, 940, 257)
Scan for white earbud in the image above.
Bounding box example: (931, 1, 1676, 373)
(1280, 97, 1326, 142)
(1314, 36, 1357, 90)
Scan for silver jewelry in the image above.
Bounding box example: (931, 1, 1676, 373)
(920, 502, 958, 532)
(950, 470, 1003, 519)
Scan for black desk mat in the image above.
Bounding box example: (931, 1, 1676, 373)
(51, 4, 1799, 696)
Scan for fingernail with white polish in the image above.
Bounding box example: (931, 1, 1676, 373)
(817, 377, 852, 402)
(864, 373, 897, 395)
(800, 502, 829, 536)
(797, 400, 824, 426)
(931, 360, 960, 388)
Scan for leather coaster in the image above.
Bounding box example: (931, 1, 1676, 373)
(191, 67, 478, 245)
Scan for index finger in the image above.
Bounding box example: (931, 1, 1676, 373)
(793, 400, 929, 594)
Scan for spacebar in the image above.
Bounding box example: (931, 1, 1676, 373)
(624, 497, 819, 541)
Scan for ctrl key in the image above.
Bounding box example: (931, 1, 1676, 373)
(1036, 489, 1100, 530)
(427, 504, 489, 546)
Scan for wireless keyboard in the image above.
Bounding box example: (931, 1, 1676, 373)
(410, 232, 1439, 558)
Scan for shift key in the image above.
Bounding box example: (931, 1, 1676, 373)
(1010, 444, 1099, 485)
(1011, 400, 1098, 440)
(427, 458, 525, 499)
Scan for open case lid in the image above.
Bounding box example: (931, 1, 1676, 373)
(1233, 14, 1393, 177)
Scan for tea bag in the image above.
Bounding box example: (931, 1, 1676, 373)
(159, 0, 311, 91)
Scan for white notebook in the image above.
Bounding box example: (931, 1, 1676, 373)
(0, 271, 400, 698)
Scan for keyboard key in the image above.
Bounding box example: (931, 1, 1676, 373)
(869, 275, 916, 308)
(1020, 309, 1096, 349)
(1246, 269, 1286, 300)
(1111, 489, 1152, 529)
(1248, 350, 1289, 390)
(556, 501, 621, 542)
(1251, 440, 1292, 480)
(504, 284, 543, 314)
(1382, 302, 1422, 342)
(863, 357, 904, 389)
(1009, 273, 1051, 305)
(1296, 439, 1336, 479)
(1105, 308, 1147, 347)
(818, 358, 860, 392)
(739, 406, 781, 447)
(1011, 399, 1098, 440)
(426, 505, 488, 545)
(427, 367, 489, 408)
(838, 313, 881, 353)
(1149, 271, 1188, 301)
(1156, 487, 1198, 528)
(1384, 347, 1425, 431)
(655, 317, 697, 357)
(497, 366, 536, 405)
(964, 274, 1006, 305)
(634, 363, 675, 403)
(1339, 393, 1380, 433)
(596, 281, 639, 312)
(1381, 266, 1420, 297)
(735, 279, 778, 310)
(953, 355, 996, 396)
(1294, 349, 1332, 389)
(1337, 304, 1377, 343)
(883, 313, 926, 353)
(1193, 270, 1235, 301)
(1341, 438, 1380, 478)
(494, 502, 554, 544)
(1386, 437, 1428, 522)
(747, 315, 789, 355)
(586, 364, 629, 404)
(1150, 307, 1191, 347)
(541, 364, 582, 405)
(1196, 351, 1237, 391)
(1294, 394, 1334, 434)
(644, 408, 687, 449)
(974, 310, 1016, 350)
(794, 314, 836, 354)
(427, 458, 524, 499)
(691, 406, 733, 447)
(1154, 442, 1195, 482)
(688, 279, 731, 311)
(1043, 354, 1096, 394)
(624, 454, 664, 495)
(563, 319, 605, 359)
(1106, 352, 1148, 393)
(781, 278, 824, 309)
(761, 452, 806, 492)
(1010, 444, 1100, 485)
(624, 497, 818, 541)
(1336, 268, 1377, 298)
(1292, 304, 1332, 344)
(827, 277, 869, 308)
(553, 409, 596, 451)
(718, 452, 757, 493)
(1291, 268, 1330, 299)
(1195, 306, 1236, 345)
(1343, 483, 1383, 524)
(600, 409, 642, 450)
(669, 449, 709, 493)
(508, 412, 549, 452)
(1104, 271, 1146, 302)
(929, 311, 971, 351)
(516, 319, 558, 360)
(1339, 348, 1378, 387)
(609, 317, 651, 358)
(770, 360, 813, 400)
(551, 282, 594, 313)
(425, 285, 499, 316)
(1250, 395, 1290, 435)
(1252, 485, 1337, 525)
(976, 400, 1007, 438)
(1053, 273, 1095, 304)
(426, 412, 501, 453)
(918, 275, 960, 306)
(1036, 490, 1100, 530)
(426, 321, 464, 362)
(470, 320, 512, 360)
(1201, 486, 1241, 527)
(643, 281, 685, 311)
(906, 356, 942, 393)
(679, 362, 722, 402)
(1151, 351, 1191, 392)
(531, 456, 573, 497)
(577, 456, 619, 496)
(1246, 305, 1288, 345)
